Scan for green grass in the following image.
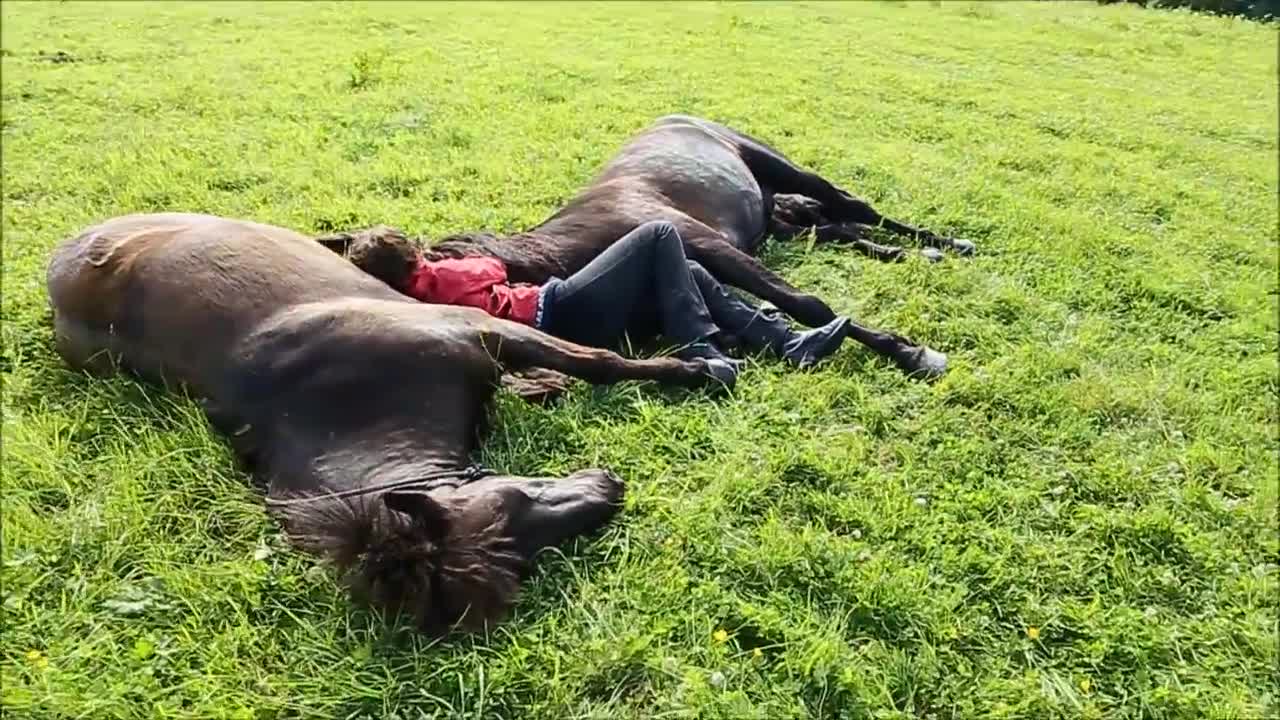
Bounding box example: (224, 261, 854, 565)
(2, 1, 1277, 718)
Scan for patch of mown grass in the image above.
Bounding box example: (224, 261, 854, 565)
(2, 1, 1276, 718)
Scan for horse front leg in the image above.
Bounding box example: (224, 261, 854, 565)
(200, 396, 262, 479)
(674, 217, 949, 378)
(821, 190, 975, 257)
(483, 321, 731, 391)
(674, 226, 838, 328)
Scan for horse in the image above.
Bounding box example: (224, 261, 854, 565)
(321, 114, 970, 378)
(45, 212, 729, 634)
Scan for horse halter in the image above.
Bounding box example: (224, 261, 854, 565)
(262, 464, 495, 508)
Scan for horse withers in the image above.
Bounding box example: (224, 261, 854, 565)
(46, 212, 725, 633)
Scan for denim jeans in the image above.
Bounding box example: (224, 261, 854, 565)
(538, 221, 720, 350)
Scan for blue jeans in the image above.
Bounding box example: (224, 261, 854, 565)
(537, 221, 720, 350)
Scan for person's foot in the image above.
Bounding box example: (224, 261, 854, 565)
(697, 357, 740, 389)
(781, 316, 851, 368)
(678, 341, 745, 370)
(677, 341, 743, 388)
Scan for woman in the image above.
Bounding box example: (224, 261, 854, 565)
(343, 220, 851, 383)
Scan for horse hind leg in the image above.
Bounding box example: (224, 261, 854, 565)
(769, 196, 942, 264)
(730, 131, 974, 256)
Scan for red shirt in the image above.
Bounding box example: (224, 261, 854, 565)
(404, 255, 541, 325)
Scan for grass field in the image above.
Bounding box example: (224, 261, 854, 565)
(2, 1, 1277, 718)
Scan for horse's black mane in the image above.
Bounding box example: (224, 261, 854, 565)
(425, 231, 506, 260)
(425, 231, 569, 284)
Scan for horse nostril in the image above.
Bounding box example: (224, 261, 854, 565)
(571, 469, 625, 504)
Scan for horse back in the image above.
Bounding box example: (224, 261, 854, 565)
(45, 212, 403, 396)
(588, 116, 768, 247)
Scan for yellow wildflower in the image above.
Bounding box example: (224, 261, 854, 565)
(1079, 678, 1092, 694)
(1026, 626, 1040, 640)
(25, 650, 47, 670)
(713, 629, 729, 644)
(752, 648, 763, 659)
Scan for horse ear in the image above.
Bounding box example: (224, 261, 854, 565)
(384, 489, 450, 542)
(315, 232, 354, 256)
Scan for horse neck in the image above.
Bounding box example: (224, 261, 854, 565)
(263, 415, 478, 502)
(431, 229, 568, 284)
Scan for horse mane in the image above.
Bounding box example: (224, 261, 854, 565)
(270, 492, 524, 634)
(425, 231, 569, 285)
(424, 231, 505, 260)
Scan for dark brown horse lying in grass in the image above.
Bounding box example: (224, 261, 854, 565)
(46, 212, 728, 634)
(323, 114, 969, 378)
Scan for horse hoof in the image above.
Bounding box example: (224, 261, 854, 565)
(950, 238, 976, 256)
(897, 346, 948, 379)
(920, 247, 945, 263)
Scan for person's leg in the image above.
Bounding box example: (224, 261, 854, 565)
(541, 221, 722, 352)
(642, 222, 723, 349)
(687, 261, 849, 368)
(537, 222, 662, 348)
(686, 260, 766, 333)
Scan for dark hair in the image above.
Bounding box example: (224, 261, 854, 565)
(345, 226, 421, 291)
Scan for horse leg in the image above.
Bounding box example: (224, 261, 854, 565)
(664, 216, 839, 328)
(200, 396, 261, 478)
(769, 193, 947, 262)
(674, 221, 947, 377)
(499, 369, 572, 405)
(768, 216, 921, 264)
(844, 320, 950, 379)
(727, 132, 974, 255)
(483, 321, 728, 390)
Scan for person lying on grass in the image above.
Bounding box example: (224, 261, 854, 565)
(338, 220, 851, 385)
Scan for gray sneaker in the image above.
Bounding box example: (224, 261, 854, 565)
(698, 357, 740, 389)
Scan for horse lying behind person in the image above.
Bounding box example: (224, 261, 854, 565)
(321, 114, 970, 378)
(46, 212, 730, 634)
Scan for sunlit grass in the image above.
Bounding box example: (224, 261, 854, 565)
(2, 1, 1276, 718)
